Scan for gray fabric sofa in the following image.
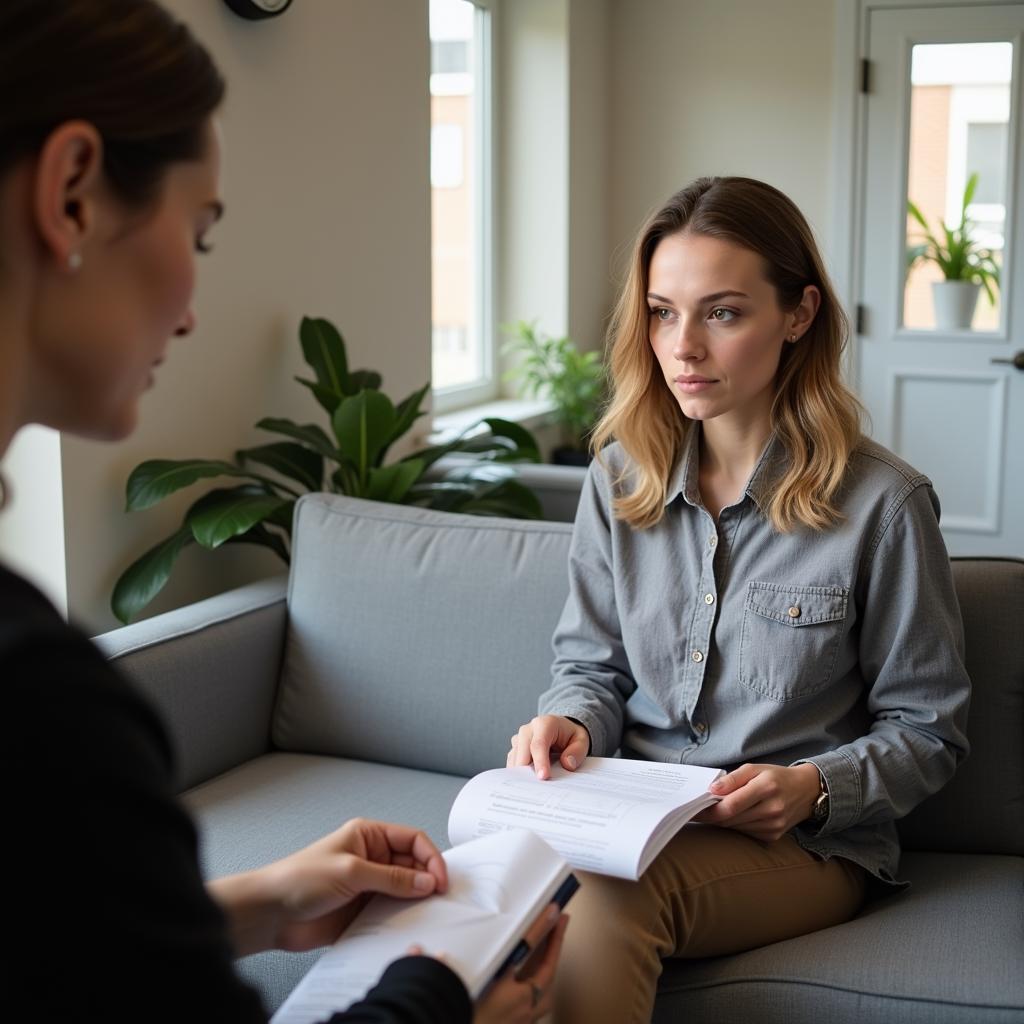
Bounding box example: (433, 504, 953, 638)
(95, 478, 1024, 1023)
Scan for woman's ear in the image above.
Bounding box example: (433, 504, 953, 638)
(788, 284, 821, 342)
(31, 120, 105, 271)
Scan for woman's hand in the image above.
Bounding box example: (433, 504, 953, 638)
(693, 763, 822, 842)
(507, 715, 591, 779)
(475, 906, 569, 1024)
(208, 818, 448, 956)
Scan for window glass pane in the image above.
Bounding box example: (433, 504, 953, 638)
(430, 0, 482, 391)
(903, 42, 1012, 332)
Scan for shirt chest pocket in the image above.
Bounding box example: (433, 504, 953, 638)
(738, 581, 849, 701)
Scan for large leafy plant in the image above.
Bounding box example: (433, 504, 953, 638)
(907, 172, 1001, 303)
(112, 316, 542, 623)
(502, 320, 605, 454)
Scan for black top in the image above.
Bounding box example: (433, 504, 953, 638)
(3, 564, 472, 1023)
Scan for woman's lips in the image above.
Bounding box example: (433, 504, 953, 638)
(675, 375, 717, 393)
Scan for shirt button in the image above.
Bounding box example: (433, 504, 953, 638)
(704, 593, 715, 605)
(788, 605, 801, 619)
(691, 650, 704, 663)
(695, 722, 707, 734)
(708, 535, 717, 548)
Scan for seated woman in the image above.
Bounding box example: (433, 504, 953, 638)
(0, 2, 563, 1021)
(508, 176, 971, 1024)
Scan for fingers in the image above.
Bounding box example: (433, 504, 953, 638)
(527, 913, 568, 987)
(709, 762, 763, 796)
(373, 821, 449, 894)
(342, 854, 441, 899)
(519, 903, 561, 952)
(508, 717, 588, 780)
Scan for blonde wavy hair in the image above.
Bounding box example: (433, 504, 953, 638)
(592, 176, 863, 532)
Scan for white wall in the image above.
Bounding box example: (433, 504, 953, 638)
(606, 0, 838, 286)
(0, 427, 66, 614)
(568, 0, 611, 354)
(61, 0, 432, 634)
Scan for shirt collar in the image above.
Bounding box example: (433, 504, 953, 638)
(663, 424, 788, 515)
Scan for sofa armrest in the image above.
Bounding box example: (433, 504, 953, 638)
(93, 576, 288, 792)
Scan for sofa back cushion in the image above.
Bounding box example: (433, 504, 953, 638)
(897, 558, 1024, 855)
(273, 494, 573, 778)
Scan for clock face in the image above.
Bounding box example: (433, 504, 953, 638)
(223, 0, 293, 20)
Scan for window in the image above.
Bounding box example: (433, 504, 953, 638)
(430, 0, 495, 409)
(902, 41, 1012, 332)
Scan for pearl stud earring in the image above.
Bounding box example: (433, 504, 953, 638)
(67, 252, 82, 271)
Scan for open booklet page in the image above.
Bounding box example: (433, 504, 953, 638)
(271, 830, 570, 1024)
(448, 757, 725, 880)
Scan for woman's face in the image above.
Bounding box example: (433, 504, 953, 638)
(31, 119, 223, 440)
(646, 231, 815, 436)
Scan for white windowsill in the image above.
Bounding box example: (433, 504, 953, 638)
(429, 397, 557, 444)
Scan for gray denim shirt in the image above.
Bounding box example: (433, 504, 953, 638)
(539, 427, 971, 884)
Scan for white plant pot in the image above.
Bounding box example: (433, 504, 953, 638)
(931, 280, 981, 331)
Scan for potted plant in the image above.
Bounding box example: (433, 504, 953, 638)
(502, 320, 605, 466)
(112, 316, 543, 623)
(907, 172, 1001, 330)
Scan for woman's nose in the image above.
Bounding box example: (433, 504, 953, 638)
(671, 319, 703, 361)
(174, 307, 196, 337)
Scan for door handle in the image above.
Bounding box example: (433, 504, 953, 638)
(990, 350, 1024, 370)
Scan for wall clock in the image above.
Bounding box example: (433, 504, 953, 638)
(223, 0, 294, 20)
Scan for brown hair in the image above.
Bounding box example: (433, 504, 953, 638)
(0, 0, 225, 208)
(592, 176, 863, 532)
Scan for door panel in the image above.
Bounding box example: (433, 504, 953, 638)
(858, 2, 1024, 556)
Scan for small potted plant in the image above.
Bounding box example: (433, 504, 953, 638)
(907, 172, 1001, 330)
(502, 320, 605, 465)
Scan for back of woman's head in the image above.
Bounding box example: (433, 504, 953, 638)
(0, 0, 225, 208)
(595, 176, 862, 532)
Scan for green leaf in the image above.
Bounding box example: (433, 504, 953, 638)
(225, 522, 291, 564)
(481, 418, 542, 461)
(237, 442, 323, 492)
(344, 370, 383, 397)
(330, 463, 361, 495)
(382, 381, 430, 453)
(962, 172, 978, 216)
(111, 525, 194, 624)
(410, 476, 543, 519)
(332, 391, 397, 476)
(125, 458, 255, 512)
(367, 459, 425, 502)
(300, 316, 349, 395)
(187, 487, 292, 549)
(906, 199, 931, 233)
(295, 376, 344, 416)
(256, 417, 341, 462)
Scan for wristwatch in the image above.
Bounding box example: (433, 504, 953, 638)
(811, 768, 830, 823)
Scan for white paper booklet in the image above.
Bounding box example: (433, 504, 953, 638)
(448, 757, 725, 881)
(271, 829, 573, 1024)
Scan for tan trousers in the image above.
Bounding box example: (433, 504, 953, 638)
(553, 825, 866, 1024)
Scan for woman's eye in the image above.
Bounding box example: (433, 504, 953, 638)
(649, 307, 674, 322)
(709, 307, 737, 322)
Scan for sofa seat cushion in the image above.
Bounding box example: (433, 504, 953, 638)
(653, 851, 1024, 1024)
(183, 752, 469, 1012)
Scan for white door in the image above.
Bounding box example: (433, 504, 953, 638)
(858, 2, 1024, 556)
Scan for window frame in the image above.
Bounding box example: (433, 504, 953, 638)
(431, 0, 499, 414)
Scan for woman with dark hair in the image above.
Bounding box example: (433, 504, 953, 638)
(508, 177, 971, 1023)
(0, 2, 563, 1021)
